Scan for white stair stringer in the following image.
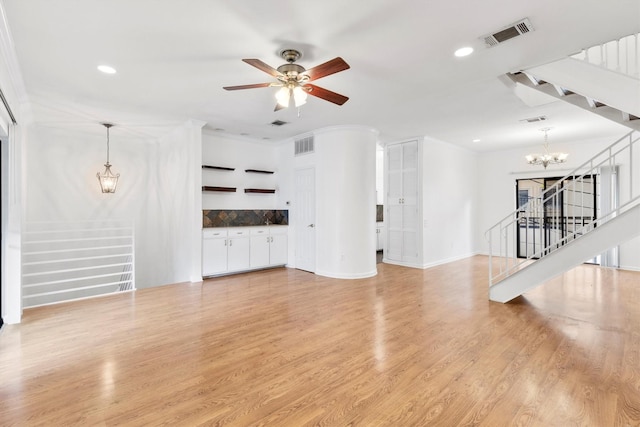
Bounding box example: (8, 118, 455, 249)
(489, 202, 640, 303)
(524, 57, 640, 117)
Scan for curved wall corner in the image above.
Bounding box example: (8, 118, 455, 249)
(313, 125, 378, 279)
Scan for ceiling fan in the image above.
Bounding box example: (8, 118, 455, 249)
(223, 49, 350, 111)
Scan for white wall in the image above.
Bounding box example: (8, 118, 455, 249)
(23, 121, 203, 290)
(314, 126, 378, 278)
(477, 132, 640, 271)
(421, 137, 478, 267)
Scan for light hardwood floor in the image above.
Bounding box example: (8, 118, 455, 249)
(1, 256, 639, 426)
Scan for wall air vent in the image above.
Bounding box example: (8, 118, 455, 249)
(294, 136, 314, 156)
(271, 120, 288, 126)
(482, 18, 534, 47)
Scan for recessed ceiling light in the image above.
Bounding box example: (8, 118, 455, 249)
(97, 65, 117, 74)
(472, 138, 481, 143)
(454, 47, 474, 57)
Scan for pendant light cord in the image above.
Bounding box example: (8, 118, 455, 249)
(103, 123, 113, 165)
(106, 125, 110, 164)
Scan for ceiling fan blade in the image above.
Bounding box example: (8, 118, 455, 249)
(302, 57, 350, 81)
(242, 59, 282, 78)
(223, 83, 273, 90)
(305, 84, 349, 105)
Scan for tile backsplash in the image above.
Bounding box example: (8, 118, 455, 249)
(203, 210, 288, 227)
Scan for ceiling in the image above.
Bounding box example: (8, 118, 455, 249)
(2, 0, 639, 151)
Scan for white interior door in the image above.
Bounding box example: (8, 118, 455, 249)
(295, 167, 316, 272)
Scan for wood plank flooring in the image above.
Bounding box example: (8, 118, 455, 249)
(1, 255, 639, 426)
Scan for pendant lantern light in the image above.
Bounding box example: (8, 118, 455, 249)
(96, 123, 120, 193)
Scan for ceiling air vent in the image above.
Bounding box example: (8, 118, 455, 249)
(482, 18, 533, 47)
(271, 120, 288, 126)
(295, 136, 314, 156)
(520, 115, 547, 123)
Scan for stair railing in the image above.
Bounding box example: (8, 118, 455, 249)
(22, 219, 136, 307)
(571, 33, 639, 78)
(486, 130, 640, 286)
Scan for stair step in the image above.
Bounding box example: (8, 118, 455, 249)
(490, 202, 640, 303)
(510, 70, 640, 132)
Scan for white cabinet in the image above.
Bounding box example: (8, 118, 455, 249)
(202, 228, 250, 276)
(268, 227, 288, 265)
(250, 226, 288, 268)
(376, 222, 385, 251)
(202, 229, 228, 276)
(250, 228, 270, 268)
(385, 140, 421, 264)
(203, 226, 288, 277)
(227, 228, 250, 272)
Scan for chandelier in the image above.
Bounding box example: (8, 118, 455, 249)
(96, 123, 120, 193)
(525, 127, 568, 169)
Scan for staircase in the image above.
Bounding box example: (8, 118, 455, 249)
(485, 34, 640, 303)
(486, 130, 640, 303)
(508, 33, 640, 131)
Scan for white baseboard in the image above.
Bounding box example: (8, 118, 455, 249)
(421, 252, 479, 269)
(314, 269, 378, 279)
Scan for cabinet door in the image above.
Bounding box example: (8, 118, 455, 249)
(203, 237, 228, 276)
(228, 237, 250, 271)
(269, 233, 288, 266)
(250, 235, 270, 268)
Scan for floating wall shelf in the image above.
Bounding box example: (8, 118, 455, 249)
(244, 188, 276, 194)
(245, 169, 274, 174)
(202, 165, 235, 171)
(202, 186, 236, 192)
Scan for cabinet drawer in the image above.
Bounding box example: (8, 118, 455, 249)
(268, 226, 288, 235)
(203, 228, 227, 238)
(228, 228, 249, 237)
(250, 227, 269, 236)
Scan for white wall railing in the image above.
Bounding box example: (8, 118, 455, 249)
(22, 219, 135, 308)
(571, 33, 639, 79)
(486, 131, 640, 286)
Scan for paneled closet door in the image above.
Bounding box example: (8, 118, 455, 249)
(400, 141, 419, 263)
(385, 140, 419, 263)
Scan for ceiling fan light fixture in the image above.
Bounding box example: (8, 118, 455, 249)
(224, 50, 350, 110)
(275, 86, 290, 107)
(293, 86, 307, 107)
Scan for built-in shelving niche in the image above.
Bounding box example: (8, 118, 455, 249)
(202, 165, 235, 192)
(201, 166, 275, 193)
